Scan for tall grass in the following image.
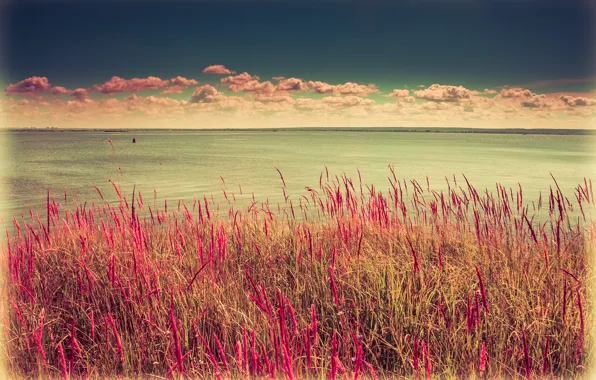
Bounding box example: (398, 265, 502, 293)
(1, 169, 593, 379)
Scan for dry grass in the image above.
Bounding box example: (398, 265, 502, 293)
(1, 170, 593, 379)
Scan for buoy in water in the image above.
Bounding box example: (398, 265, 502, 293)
(132, 138, 136, 143)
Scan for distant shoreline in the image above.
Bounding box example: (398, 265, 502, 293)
(3, 127, 595, 135)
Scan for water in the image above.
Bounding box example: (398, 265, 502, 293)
(1, 130, 595, 225)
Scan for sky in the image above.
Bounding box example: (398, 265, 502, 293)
(1, 0, 595, 129)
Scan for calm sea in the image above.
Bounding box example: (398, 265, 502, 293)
(1, 130, 595, 225)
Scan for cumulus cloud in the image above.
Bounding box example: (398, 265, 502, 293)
(202, 65, 236, 75)
(50, 86, 71, 95)
(70, 88, 89, 101)
(276, 77, 309, 91)
(521, 99, 547, 108)
(559, 95, 595, 107)
(220, 72, 277, 94)
(322, 95, 375, 108)
(498, 87, 537, 98)
(414, 84, 477, 102)
(125, 94, 180, 107)
(189, 84, 220, 103)
(91, 76, 197, 94)
(66, 98, 94, 113)
(307, 81, 379, 96)
(92, 76, 170, 94)
(161, 86, 185, 95)
(221, 72, 260, 85)
(5, 76, 51, 95)
(254, 93, 294, 103)
(7, 69, 594, 129)
(221, 74, 309, 94)
(169, 76, 198, 87)
(388, 89, 410, 97)
(421, 101, 450, 110)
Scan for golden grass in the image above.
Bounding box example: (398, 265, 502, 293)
(1, 171, 593, 379)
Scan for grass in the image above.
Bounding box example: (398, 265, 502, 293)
(1, 169, 593, 379)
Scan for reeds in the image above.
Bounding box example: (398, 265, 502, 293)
(1, 170, 593, 379)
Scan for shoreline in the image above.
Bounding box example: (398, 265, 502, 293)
(3, 127, 596, 135)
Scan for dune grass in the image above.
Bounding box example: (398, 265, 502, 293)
(1, 169, 593, 379)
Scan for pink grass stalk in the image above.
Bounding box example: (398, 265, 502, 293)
(235, 341, 243, 372)
(406, 236, 420, 274)
(422, 339, 431, 379)
(200, 334, 222, 380)
(577, 289, 584, 362)
(90, 311, 95, 342)
(169, 295, 184, 374)
(33, 313, 47, 367)
(328, 266, 341, 309)
(562, 280, 568, 322)
(57, 341, 68, 380)
(107, 314, 124, 364)
(479, 341, 487, 378)
(474, 264, 489, 313)
(413, 334, 419, 376)
(330, 332, 338, 380)
(213, 333, 230, 376)
(542, 335, 550, 376)
(522, 331, 532, 380)
(364, 361, 379, 380)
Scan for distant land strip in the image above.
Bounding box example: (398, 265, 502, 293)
(4, 127, 596, 135)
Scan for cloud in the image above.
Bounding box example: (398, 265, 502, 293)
(66, 98, 94, 113)
(125, 94, 180, 107)
(70, 88, 89, 101)
(254, 93, 294, 103)
(498, 87, 537, 98)
(50, 86, 70, 95)
(7, 70, 594, 130)
(189, 84, 220, 103)
(220, 72, 277, 94)
(521, 97, 548, 108)
(169, 76, 198, 87)
(388, 89, 410, 97)
(307, 81, 379, 96)
(92, 76, 171, 94)
(89, 76, 197, 94)
(161, 86, 185, 95)
(221, 72, 260, 85)
(421, 101, 450, 110)
(5, 76, 51, 95)
(202, 65, 236, 75)
(559, 94, 596, 107)
(118, 94, 184, 116)
(321, 95, 375, 108)
(276, 77, 309, 91)
(414, 84, 478, 102)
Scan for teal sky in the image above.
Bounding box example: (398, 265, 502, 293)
(1, 1, 594, 92)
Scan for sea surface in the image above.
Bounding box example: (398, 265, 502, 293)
(1, 130, 595, 227)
